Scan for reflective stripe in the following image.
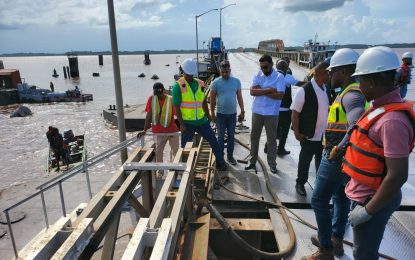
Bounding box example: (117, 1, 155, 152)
(349, 143, 385, 162)
(343, 159, 385, 178)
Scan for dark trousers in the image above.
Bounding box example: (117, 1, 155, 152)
(296, 140, 323, 185)
(181, 121, 225, 166)
(277, 110, 291, 150)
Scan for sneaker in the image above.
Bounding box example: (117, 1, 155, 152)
(311, 235, 344, 257)
(269, 165, 278, 174)
(301, 248, 334, 260)
(245, 164, 256, 171)
(295, 183, 307, 196)
(277, 149, 291, 156)
(228, 157, 237, 165)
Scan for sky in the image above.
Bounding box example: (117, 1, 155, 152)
(1, 0, 415, 54)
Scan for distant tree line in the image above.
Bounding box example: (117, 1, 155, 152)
(1, 43, 414, 57)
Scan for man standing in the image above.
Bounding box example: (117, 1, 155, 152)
(291, 62, 330, 196)
(343, 46, 415, 259)
(395, 51, 413, 98)
(245, 54, 285, 173)
(172, 58, 227, 170)
(277, 57, 306, 155)
(303, 48, 367, 259)
(137, 82, 179, 162)
(210, 60, 245, 165)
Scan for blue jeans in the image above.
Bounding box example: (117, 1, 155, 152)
(216, 113, 236, 159)
(311, 152, 350, 249)
(352, 191, 401, 260)
(400, 84, 408, 98)
(181, 121, 225, 166)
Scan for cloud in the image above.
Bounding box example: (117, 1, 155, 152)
(160, 3, 175, 12)
(272, 0, 351, 13)
(0, 0, 170, 30)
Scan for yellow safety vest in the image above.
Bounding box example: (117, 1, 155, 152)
(177, 77, 205, 121)
(324, 82, 369, 148)
(151, 95, 172, 128)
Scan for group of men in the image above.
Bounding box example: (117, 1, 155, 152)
(136, 47, 414, 260)
(137, 58, 244, 171)
(292, 47, 414, 260)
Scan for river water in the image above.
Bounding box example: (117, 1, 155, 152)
(0, 49, 414, 192)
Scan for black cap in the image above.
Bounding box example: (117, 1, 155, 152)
(153, 82, 164, 90)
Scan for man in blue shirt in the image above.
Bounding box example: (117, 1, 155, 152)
(210, 61, 245, 165)
(245, 54, 285, 173)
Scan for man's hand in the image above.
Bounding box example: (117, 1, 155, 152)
(329, 146, 340, 160)
(180, 124, 188, 134)
(211, 114, 217, 123)
(136, 130, 146, 138)
(348, 205, 372, 227)
(238, 111, 245, 123)
(294, 131, 306, 142)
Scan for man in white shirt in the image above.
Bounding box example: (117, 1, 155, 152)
(291, 62, 330, 196)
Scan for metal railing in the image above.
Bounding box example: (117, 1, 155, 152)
(3, 131, 181, 258)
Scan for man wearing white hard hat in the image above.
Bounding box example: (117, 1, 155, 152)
(303, 48, 368, 259)
(341, 46, 415, 259)
(171, 58, 227, 170)
(395, 51, 413, 98)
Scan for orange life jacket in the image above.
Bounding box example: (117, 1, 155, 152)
(342, 101, 415, 189)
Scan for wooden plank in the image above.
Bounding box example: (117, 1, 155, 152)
(150, 218, 173, 260)
(128, 195, 150, 217)
(78, 150, 153, 259)
(121, 218, 149, 260)
(73, 147, 146, 227)
(149, 148, 184, 228)
(142, 170, 154, 212)
(18, 217, 71, 260)
(191, 214, 210, 260)
(51, 218, 94, 260)
(101, 212, 121, 260)
(168, 149, 197, 258)
(209, 218, 273, 231)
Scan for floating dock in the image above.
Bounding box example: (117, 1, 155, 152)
(102, 104, 146, 131)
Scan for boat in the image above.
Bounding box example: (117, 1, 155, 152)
(47, 132, 87, 174)
(17, 83, 93, 103)
(255, 34, 337, 68)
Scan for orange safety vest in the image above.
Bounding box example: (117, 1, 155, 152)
(342, 101, 415, 189)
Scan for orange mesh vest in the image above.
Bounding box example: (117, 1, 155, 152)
(342, 101, 415, 189)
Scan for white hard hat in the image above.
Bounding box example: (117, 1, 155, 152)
(402, 51, 413, 59)
(352, 46, 400, 76)
(182, 58, 197, 76)
(327, 48, 360, 70)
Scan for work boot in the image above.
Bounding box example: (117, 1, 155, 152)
(311, 235, 344, 257)
(301, 248, 334, 260)
(295, 183, 307, 196)
(277, 148, 290, 156)
(245, 164, 256, 171)
(227, 157, 237, 165)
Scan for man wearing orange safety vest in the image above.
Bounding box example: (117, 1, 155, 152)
(344, 46, 415, 259)
(303, 48, 368, 260)
(171, 58, 227, 170)
(137, 82, 179, 163)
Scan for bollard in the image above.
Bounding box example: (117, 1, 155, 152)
(63, 66, 67, 78)
(98, 54, 103, 66)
